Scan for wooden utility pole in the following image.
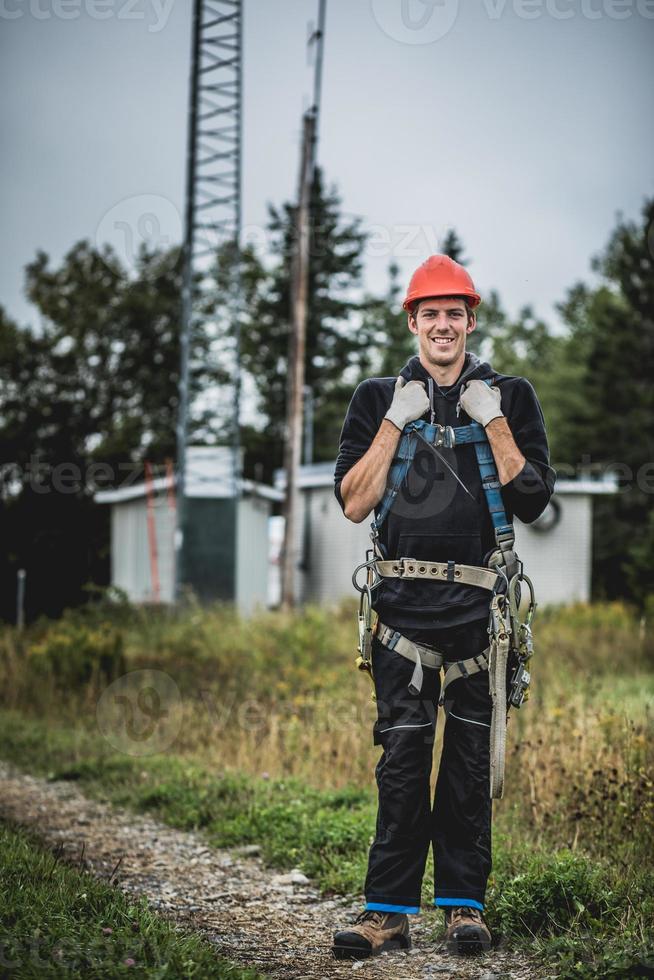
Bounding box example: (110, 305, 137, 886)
(280, 110, 316, 609)
(280, 0, 327, 609)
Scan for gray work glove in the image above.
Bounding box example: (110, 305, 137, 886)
(384, 376, 430, 431)
(459, 380, 503, 427)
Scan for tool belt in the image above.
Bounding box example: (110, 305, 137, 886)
(375, 559, 498, 591)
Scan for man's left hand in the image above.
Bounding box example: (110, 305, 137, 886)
(459, 380, 504, 428)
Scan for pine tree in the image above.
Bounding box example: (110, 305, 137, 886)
(360, 262, 414, 378)
(238, 168, 372, 480)
(557, 199, 654, 602)
(440, 228, 467, 264)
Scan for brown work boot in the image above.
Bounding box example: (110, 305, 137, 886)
(332, 909, 411, 960)
(444, 906, 491, 955)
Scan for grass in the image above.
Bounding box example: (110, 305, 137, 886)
(0, 820, 264, 979)
(489, 845, 654, 979)
(1, 710, 653, 978)
(0, 715, 374, 897)
(1, 595, 653, 978)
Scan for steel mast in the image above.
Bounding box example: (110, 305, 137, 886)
(176, 0, 243, 601)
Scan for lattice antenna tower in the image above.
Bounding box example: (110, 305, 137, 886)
(176, 0, 243, 600)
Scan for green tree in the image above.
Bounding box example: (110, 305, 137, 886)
(238, 168, 372, 480)
(361, 262, 414, 378)
(474, 295, 588, 468)
(556, 199, 654, 602)
(0, 239, 225, 619)
(440, 228, 467, 264)
(21, 239, 225, 471)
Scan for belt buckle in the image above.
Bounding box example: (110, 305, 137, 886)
(395, 557, 408, 577)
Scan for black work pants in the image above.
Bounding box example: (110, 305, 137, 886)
(364, 618, 492, 914)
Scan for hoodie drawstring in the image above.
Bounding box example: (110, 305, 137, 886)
(427, 377, 436, 424)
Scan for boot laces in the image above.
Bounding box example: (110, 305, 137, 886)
(354, 910, 385, 927)
(448, 906, 483, 925)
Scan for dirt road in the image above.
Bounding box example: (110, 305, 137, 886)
(0, 761, 547, 979)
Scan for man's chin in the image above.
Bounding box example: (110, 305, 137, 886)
(425, 350, 459, 367)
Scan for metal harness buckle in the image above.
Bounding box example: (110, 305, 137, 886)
(432, 424, 456, 449)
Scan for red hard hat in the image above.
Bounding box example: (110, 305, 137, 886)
(402, 254, 481, 311)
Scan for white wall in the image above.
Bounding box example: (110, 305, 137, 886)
(514, 494, 591, 605)
(299, 488, 593, 609)
(236, 495, 272, 615)
(110, 498, 149, 602)
(110, 496, 176, 603)
(111, 495, 272, 611)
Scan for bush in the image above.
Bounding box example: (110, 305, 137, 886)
(490, 846, 654, 977)
(492, 849, 620, 936)
(27, 613, 125, 689)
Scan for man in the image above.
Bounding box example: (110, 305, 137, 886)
(331, 255, 555, 959)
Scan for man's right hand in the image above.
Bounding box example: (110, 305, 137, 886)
(384, 376, 430, 432)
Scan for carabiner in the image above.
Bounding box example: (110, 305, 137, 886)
(508, 572, 536, 625)
(357, 583, 374, 661)
(352, 555, 381, 594)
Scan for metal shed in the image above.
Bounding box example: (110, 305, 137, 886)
(274, 463, 616, 608)
(95, 447, 283, 614)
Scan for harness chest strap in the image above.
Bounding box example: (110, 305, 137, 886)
(370, 383, 518, 571)
(376, 621, 489, 696)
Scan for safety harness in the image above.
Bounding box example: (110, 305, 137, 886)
(351, 378, 536, 799)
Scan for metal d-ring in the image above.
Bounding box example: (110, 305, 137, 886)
(352, 558, 381, 595)
(509, 571, 536, 624)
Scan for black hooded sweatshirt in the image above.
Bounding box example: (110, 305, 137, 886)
(334, 354, 556, 635)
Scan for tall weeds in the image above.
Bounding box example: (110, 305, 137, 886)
(1, 597, 652, 864)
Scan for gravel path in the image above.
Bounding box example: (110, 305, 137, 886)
(0, 761, 547, 979)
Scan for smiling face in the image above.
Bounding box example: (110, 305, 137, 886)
(408, 295, 476, 383)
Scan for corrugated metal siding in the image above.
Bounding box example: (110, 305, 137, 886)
(300, 490, 370, 604)
(110, 494, 271, 610)
(300, 489, 592, 608)
(111, 496, 176, 603)
(111, 499, 150, 602)
(236, 495, 271, 615)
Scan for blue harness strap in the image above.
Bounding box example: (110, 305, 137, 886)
(371, 381, 514, 549)
(471, 432, 514, 540)
(371, 429, 417, 533)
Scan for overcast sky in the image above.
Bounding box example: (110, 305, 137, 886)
(1, 0, 653, 336)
